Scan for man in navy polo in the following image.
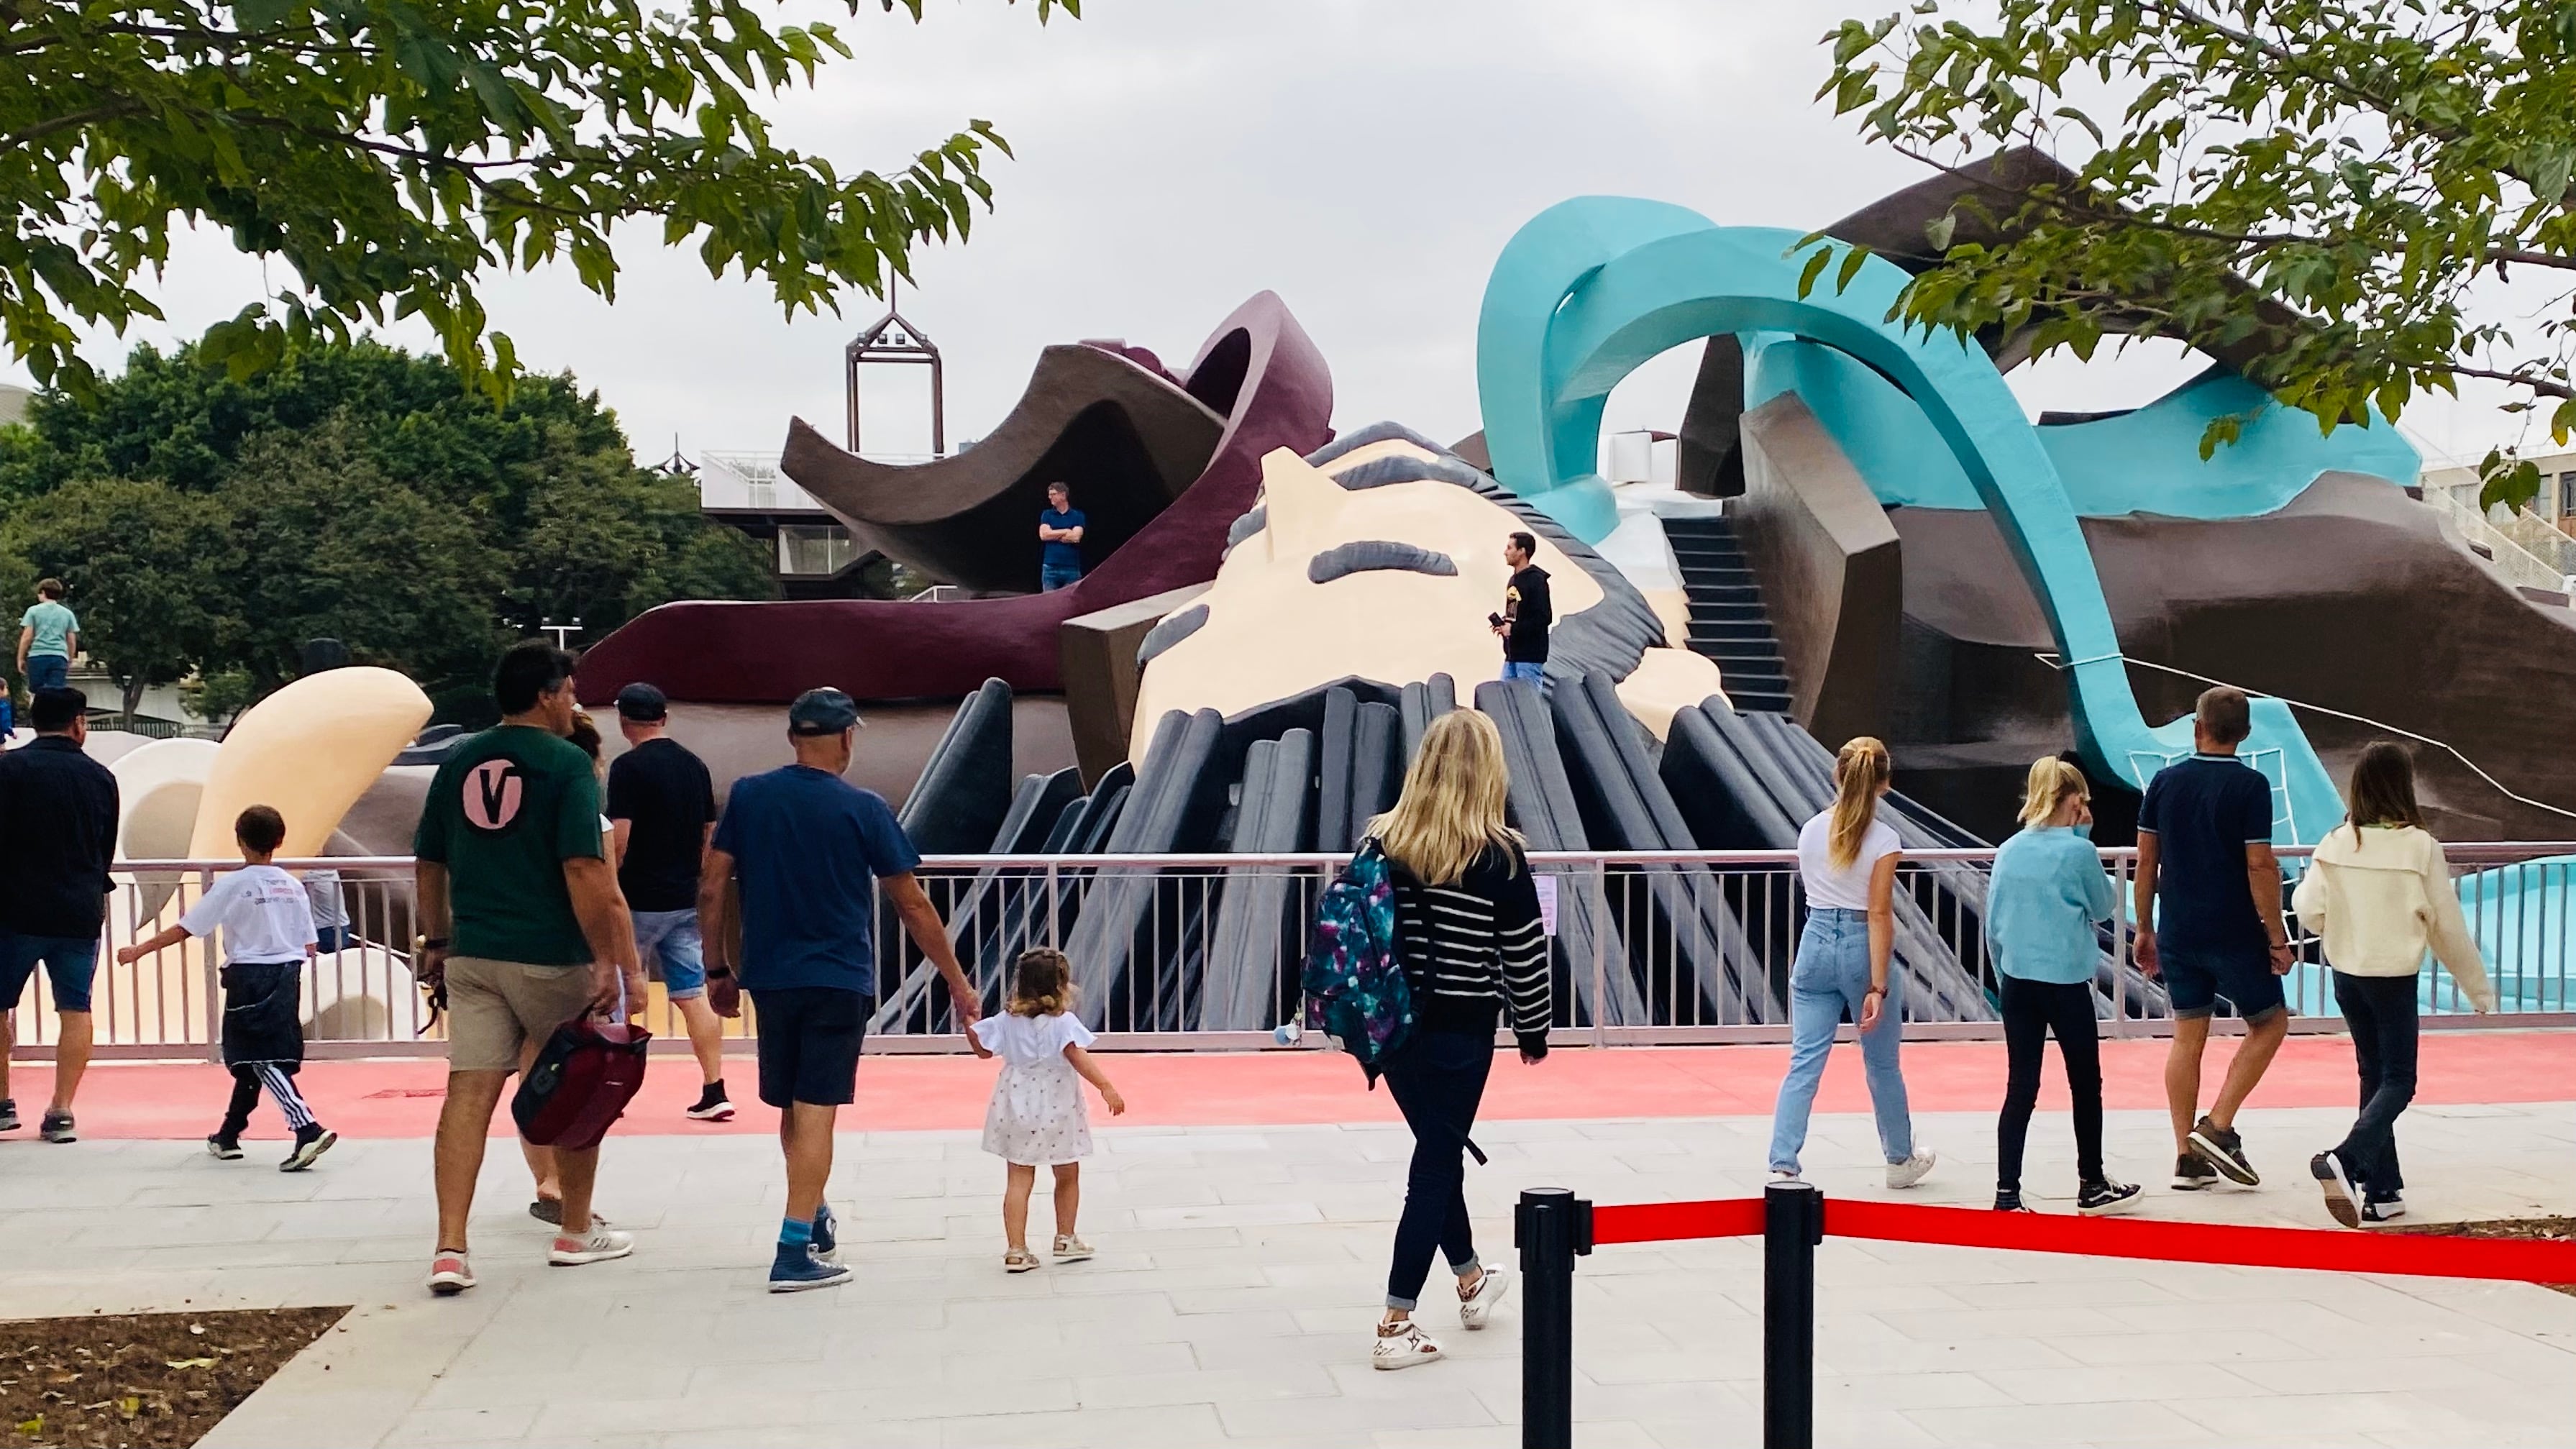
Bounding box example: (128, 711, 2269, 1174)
(2132, 685, 2295, 1195)
(1037, 482, 1086, 591)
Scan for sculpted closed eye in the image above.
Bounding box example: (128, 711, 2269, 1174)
(1307, 541, 1460, 585)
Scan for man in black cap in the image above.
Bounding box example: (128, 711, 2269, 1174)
(698, 687, 983, 1292)
(606, 683, 728, 1121)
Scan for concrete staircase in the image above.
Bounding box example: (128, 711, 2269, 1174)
(1663, 514, 1793, 713)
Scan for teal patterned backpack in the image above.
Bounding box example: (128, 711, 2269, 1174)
(1302, 837, 1415, 1084)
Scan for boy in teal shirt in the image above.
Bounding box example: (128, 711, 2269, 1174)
(17, 579, 76, 693)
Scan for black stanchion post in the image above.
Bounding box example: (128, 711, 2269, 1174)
(1516, 1187, 1591, 1449)
(1763, 1181, 1824, 1449)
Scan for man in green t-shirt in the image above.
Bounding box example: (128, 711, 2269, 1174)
(414, 640, 644, 1297)
(17, 578, 76, 692)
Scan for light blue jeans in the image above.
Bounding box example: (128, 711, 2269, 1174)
(1768, 907, 1915, 1174)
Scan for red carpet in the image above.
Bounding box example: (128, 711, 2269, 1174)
(5, 1031, 2569, 1141)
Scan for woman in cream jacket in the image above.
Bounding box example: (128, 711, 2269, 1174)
(2292, 742, 2495, 1228)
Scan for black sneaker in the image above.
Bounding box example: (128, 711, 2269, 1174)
(0, 1098, 17, 1132)
(282, 1125, 337, 1172)
(685, 1081, 735, 1123)
(39, 1110, 74, 1144)
(1993, 1189, 2032, 1213)
(2361, 1196, 2406, 1224)
(206, 1134, 244, 1161)
(2186, 1115, 2258, 1186)
(2171, 1154, 2219, 1191)
(2078, 1179, 2143, 1216)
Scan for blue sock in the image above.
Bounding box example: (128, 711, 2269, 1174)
(778, 1216, 813, 1251)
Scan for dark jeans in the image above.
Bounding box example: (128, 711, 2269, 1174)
(2330, 972, 2418, 1200)
(1996, 975, 2103, 1193)
(1380, 1029, 1493, 1309)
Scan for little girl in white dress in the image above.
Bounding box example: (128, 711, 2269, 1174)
(970, 948, 1126, 1271)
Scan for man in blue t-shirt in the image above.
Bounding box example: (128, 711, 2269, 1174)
(2132, 685, 2294, 1196)
(699, 687, 984, 1292)
(1036, 480, 1085, 592)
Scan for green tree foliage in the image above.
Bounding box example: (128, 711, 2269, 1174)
(4, 0, 1075, 402)
(0, 477, 236, 719)
(0, 334, 779, 720)
(1819, 1, 2576, 508)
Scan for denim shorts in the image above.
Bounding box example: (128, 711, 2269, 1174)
(0, 933, 99, 1013)
(2160, 943, 2285, 1023)
(632, 908, 706, 999)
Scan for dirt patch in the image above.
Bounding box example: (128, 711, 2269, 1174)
(2394, 1217, 2576, 1297)
(0, 1307, 347, 1448)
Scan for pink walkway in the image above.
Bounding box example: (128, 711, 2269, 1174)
(6, 1031, 2569, 1141)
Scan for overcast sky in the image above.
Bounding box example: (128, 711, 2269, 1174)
(4, 0, 2533, 468)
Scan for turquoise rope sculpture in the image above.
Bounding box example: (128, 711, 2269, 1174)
(1474, 196, 2339, 841)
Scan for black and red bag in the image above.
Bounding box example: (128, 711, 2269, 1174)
(511, 1012, 652, 1150)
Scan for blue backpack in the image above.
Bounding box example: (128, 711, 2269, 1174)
(1302, 838, 1414, 1084)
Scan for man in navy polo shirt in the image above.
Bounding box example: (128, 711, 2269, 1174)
(698, 687, 985, 1291)
(2132, 685, 2295, 1194)
(1036, 481, 1085, 591)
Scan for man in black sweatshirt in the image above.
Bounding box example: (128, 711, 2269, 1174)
(1494, 531, 1552, 687)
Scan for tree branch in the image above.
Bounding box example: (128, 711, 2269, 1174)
(0, 100, 152, 152)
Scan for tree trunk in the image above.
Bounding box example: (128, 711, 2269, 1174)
(121, 675, 145, 726)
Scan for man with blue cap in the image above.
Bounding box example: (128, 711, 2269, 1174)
(698, 686, 984, 1291)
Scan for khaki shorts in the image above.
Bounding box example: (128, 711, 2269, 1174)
(445, 956, 598, 1074)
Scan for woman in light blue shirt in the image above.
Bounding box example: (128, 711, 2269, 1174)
(1986, 755, 2139, 1215)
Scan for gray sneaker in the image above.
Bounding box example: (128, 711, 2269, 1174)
(2171, 1153, 2219, 1191)
(38, 1110, 74, 1144)
(0, 1099, 17, 1133)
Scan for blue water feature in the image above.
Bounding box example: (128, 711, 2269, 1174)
(1473, 198, 2342, 843)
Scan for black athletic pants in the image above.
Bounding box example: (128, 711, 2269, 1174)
(2329, 971, 2416, 1201)
(1996, 975, 2103, 1194)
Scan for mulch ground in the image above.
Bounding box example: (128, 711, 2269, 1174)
(2398, 1217, 2576, 1297)
(0, 1307, 347, 1448)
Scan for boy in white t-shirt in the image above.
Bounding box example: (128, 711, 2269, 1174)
(118, 805, 335, 1170)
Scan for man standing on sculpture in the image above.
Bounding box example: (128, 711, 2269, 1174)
(415, 641, 643, 1295)
(0, 687, 119, 1143)
(606, 682, 730, 1121)
(1037, 481, 1086, 592)
(1494, 531, 1551, 687)
(2133, 685, 2296, 1194)
(699, 687, 985, 1291)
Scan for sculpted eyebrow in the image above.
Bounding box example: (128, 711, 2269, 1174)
(1307, 541, 1460, 585)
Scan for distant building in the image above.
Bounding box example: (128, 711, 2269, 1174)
(0, 383, 30, 427)
(2421, 452, 2576, 576)
(681, 451, 875, 600)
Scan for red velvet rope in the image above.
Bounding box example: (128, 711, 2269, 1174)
(1581, 1195, 2576, 1284)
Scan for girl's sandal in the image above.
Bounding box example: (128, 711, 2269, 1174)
(1003, 1247, 1042, 1273)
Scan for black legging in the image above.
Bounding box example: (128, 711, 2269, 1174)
(1996, 975, 2103, 1193)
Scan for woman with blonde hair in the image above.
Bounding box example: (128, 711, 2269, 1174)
(1986, 754, 2139, 1215)
(1365, 708, 1551, 1371)
(1767, 736, 1934, 1187)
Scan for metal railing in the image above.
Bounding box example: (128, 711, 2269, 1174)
(8, 846, 2574, 1061)
(2422, 488, 2573, 594)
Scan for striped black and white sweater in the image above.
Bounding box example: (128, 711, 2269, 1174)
(1387, 842, 1553, 1051)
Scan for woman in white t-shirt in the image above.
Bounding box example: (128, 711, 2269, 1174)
(1767, 736, 1935, 1188)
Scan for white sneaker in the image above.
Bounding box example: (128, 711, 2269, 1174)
(1371, 1320, 1443, 1371)
(548, 1228, 635, 1266)
(1886, 1150, 1937, 1190)
(1769, 1169, 1801, 1183)
(1457, 1266, 1511, 1330)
